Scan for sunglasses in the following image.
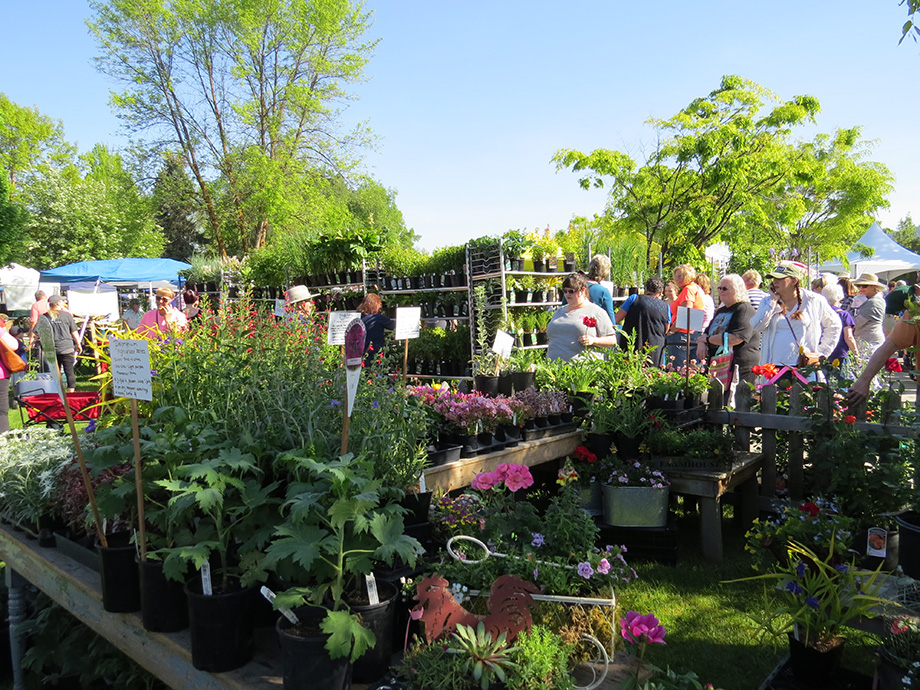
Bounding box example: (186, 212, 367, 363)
(717, 286, 731, 291)
(156, 297, 170, 302)
(562, 288, 579, 295)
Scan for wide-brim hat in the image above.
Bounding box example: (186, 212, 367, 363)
(765, 260, 808, 283)
(853, 272, 886, 288)
(287, 284, 313, 304)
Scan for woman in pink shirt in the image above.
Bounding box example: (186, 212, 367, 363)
(137, 287, 188, 339)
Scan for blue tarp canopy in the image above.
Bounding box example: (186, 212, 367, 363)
(40, 258, 191, 285)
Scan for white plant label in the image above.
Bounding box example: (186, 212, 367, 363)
(109, 337, 153, 401)
(327, 311, 362, 345)
(675, 306, 705, 332)
(395, 307, 422, 340)
(418, 472, 427, 494)
(491, 330, 514, 359)
(260, 586, 300, 625)
(200, 562, 213, 596)
(866, 527, 888, 557)
(365, 573, 380, 606)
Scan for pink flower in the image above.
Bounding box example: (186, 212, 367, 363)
(499, 463, 534, 492)
(620, 611, 666, 645)
(471, 471, 498, 491)
(597, 558, 611, 575)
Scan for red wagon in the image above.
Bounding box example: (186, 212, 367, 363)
(19, 392, 102, 426)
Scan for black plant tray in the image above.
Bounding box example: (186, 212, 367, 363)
(53, 530, 101, 573)
(758, 657, 872, 690)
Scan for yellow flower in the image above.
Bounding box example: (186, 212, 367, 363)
(832, 358, 840, 367)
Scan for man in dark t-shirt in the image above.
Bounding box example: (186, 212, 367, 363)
(621, 276, 671, 367)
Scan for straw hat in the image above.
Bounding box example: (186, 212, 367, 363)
(853, 272, 886, 289)
(765, 260, 808, 283)
(287, 284, 313, 304)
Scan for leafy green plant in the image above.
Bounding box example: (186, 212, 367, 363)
(506, 625, 575, 690)
(448, 622, 519, 690)
(0, 428, 77, 527)
(267, 452, 423, 661)
(501, 229, 531, 259)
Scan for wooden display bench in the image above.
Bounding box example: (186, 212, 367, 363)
(421, 429, 581, 492)
(659, 451, 764, 563)
(0, 525, 282, 690)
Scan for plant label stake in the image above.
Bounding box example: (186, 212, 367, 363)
(394, 306, 421, 380)
(36, 322, 108, 548)
(341, 319, 366, 455)
(492, 330, 513, 376)
(260, 586, 300, 625)
(109, 337, 153, 560)
(365, 573, 380, 606)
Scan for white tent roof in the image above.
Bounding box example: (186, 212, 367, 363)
(819, 222, 920, 281)
(0, 263, 59, 310)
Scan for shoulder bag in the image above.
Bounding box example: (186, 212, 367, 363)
(708, 332, 734, 391)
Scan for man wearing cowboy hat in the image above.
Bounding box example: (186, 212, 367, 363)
(284, 285, 314, 323)
(852, 272, 886, 356)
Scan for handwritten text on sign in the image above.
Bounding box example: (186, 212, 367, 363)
(109, 338, 153, 401)
(327, 311, 362, 345)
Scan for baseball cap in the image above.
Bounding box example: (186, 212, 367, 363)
(765, 261, 807, 283)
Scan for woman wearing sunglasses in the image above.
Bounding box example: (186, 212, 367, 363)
(137, 287, 188, 339)
(546, 272, 616, 361)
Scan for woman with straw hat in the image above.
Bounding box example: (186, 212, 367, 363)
(852, 272, 886, 357)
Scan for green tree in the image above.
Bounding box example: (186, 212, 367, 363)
(902, 0, 920, 43)
(88, 0, 378, 257)
(153, 153, 207, 261)
(0, 176, 27, 264)
(728, 127, 893, 262)
(21, 146, 163, 269)
(886, 213, 920, 253)
(553, 75, 820, 267)
(0, 93, 75, 195)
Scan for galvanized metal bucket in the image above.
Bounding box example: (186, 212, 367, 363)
(602, 485, 668, 527)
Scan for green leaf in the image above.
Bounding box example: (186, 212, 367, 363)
(320, 610, 376, 662)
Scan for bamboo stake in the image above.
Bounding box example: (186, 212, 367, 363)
(132, 399, 147, 560)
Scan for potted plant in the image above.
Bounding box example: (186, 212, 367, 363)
(726, 533, 888, 686)
(534, 309, 552, 345)
(603, 395, 654, 459)
(502, 229, 531, 271)
(266, 452, 424, 688)
(877, 613, 920, 690)
(646, 370, 686, 410)
(602, 459, 670, 527)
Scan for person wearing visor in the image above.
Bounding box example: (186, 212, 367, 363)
(750, 260, 840, 374)
(137, 287, 188, 339)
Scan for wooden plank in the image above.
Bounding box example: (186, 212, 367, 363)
(760, 385, 777, 498)
(788, 384, 804, 500)
(704, 410, 917, 437)
(0, 527, 282, 690)
(422, 430, 581, 492)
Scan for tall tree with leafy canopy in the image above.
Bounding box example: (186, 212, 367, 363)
(153, 153, 207, 261)
(553, 75, 820, 267)
(21, 145, 163, 269)
(0, 93, 75, 195)
(0, 177, 27, 264)
(88, 0, 378, 258)
(727, 127, 892, 262)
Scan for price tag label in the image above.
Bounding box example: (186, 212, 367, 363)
(365, 573, 380, 606)
(201, 562, 213, 596)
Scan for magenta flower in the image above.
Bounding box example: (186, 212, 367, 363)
(471, 471, 498, 491)
(499, 463, 534, 492)
(597, 558, 611, 575)
(620, 611, 666, 645)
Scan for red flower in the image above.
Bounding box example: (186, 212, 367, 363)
(751, 363, 779, 379)
(798, 502, 820, 517)
(574, 446, 597, 464)
(885, 358, 903, 373)
(583, 316, 597, 328)
(844, 415, 856, 424)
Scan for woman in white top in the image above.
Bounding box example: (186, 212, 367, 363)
(851, 272, 886, 357)
(546, 272, 616, 361)
(750, 261, 841, 368)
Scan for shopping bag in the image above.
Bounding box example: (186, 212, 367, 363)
(709, 332, 733, 391)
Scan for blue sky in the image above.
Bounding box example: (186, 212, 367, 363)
(2, 1, 918, 252)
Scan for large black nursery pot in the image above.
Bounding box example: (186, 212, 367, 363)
(397, 492, 432, 526)
(276, 609, 351, 690)
(497, 371, 513, 396)
(96, 531, 141, 613)
(511, 371, 535, 393)
(787, 632, 845, 685)
(185, 575, 257, 672)
(350, 579, 399, 683)
(472, 375, 499, 397)
(138, 557, 188, 633)
(896, 510, 920, 578)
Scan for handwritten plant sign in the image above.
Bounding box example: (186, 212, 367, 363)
(109, 337, 153, 402)
(327, 311, 362, 345)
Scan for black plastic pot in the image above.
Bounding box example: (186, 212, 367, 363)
(277, 614, 351, 690)
(397, 492, 432, 526)
(185, 576, 257, 672)
(511, 371, 535, 393)
(138, 558, 188, 633)
(787, 632, 844, 686)
(350, 580, 399, 683)
(498, 371, 513, 396)
(97, 531, 141, 613)
(472, 375, 499, 397)
(896, 511, 920, 577)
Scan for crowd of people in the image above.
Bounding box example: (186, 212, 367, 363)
(3, 257, 919, 435)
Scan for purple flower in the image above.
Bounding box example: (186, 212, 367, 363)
(577, 562, 593, 579)
(531, 533, 545, 547)
(805, 597, 819, 609)
(834, 564, 849, 574)
(597, 558, 611, 575)
(533, 568, 539, 581)
(786, 581, 804, 595)
(330, 399, 342, 407)
(796, 562, 806, 578)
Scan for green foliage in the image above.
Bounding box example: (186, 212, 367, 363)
(506, 625, 575, 690)
(501, 229, 531, 258)
(0, 92, 74, 194)
(0, 176, 27, 263)
(448, 622, 519, 690)
(152, 152, 207, 262)
(266, 452, 423, 661)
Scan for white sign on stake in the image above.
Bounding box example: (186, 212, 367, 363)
(273, 299, 286, 317)
(109, 337, 153, 401)
(491, 329, 514, 359)
(394, 307, 421, 340)
(327, 311, 362, 345)
(676, 306, 706, 332)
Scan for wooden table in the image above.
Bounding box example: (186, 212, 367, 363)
(662, 452, 764, 562)
(0, 525, 283, 690)
(421, 429, 581, 492)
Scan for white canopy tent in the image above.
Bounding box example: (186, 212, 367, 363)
(0, 263, 60, 310)
(819, 222, 920, 282)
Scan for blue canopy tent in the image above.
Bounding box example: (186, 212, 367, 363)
(40, 258, 191, 285)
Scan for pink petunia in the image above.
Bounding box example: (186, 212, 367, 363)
(620, 611, 666, 645)
(471, 471, 498, 491)
(502, 463, 534, 492)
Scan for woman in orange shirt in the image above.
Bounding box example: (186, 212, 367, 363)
(669, 264, 706, 333)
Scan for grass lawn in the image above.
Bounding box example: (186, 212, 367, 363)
(616, 502, 882, 689)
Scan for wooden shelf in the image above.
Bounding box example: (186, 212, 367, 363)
(379, 286, 468, 295)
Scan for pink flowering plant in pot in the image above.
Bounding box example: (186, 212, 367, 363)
(438, 463, 635, 597)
